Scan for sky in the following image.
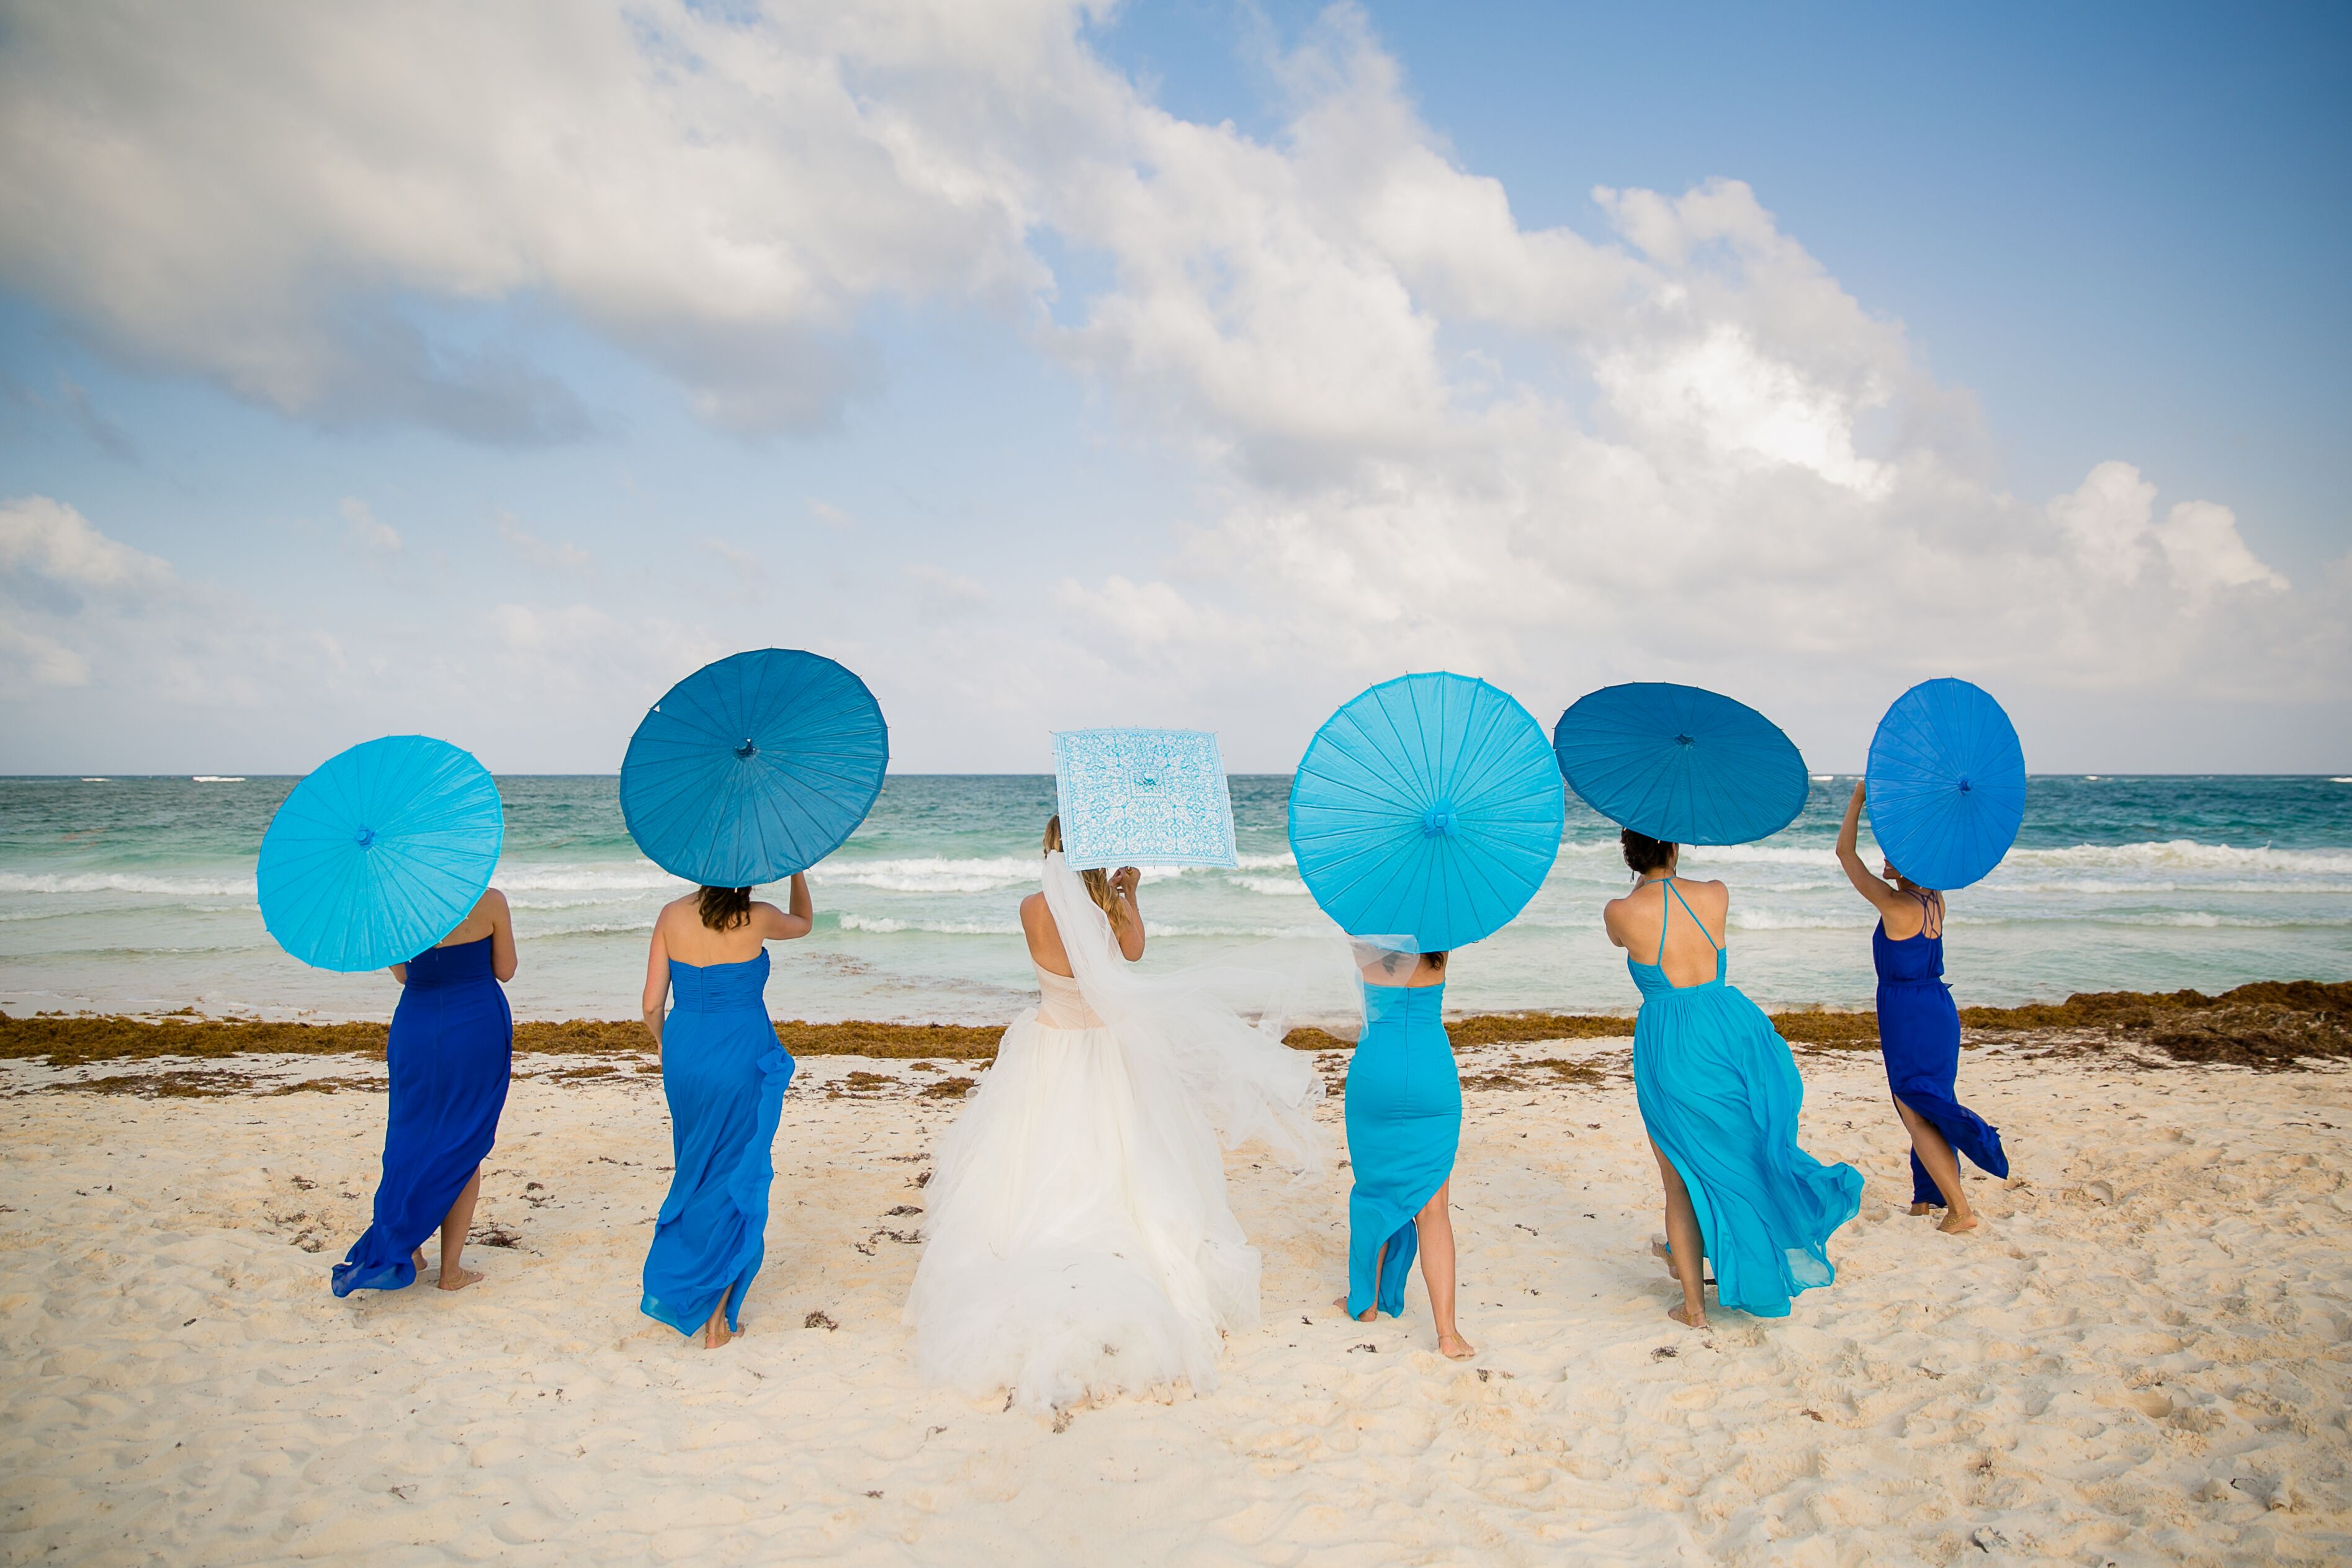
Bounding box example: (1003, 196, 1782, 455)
(1, 0, 2346, 776)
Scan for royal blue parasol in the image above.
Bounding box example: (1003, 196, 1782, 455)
(257, 736, 505, 972)
(1865, 678, 2026, 891)
(1288, 672, 1564, 953)
(620, 649, 889, 887)
(1053, 728, 1237, 870)
(1553, 683, 1808, 845)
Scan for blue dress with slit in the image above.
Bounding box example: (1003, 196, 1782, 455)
(1630, 880, 1861, 1319)
(1875, 918, 2009, 1206)
(1344, 980, 1458, 1319)
(332, 936, 512, 1296)
(640, 951, 794, 1337)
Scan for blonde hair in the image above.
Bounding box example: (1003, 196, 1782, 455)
(1043, 815, 1128, 932)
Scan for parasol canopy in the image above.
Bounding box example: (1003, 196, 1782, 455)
(258, 735, 505, 972)
(1865, 678, 2026, 891)
(1052, 728, 1237, 870)
(1553, 682, 1808, 845)
(1288, 672, 1563, 953)
(620, 648, 889, 887)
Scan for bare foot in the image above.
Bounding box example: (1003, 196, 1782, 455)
(436, 1265, 482, 1292)
(1909, 1203, 1939, 1217)
(701, 1309, 734, 1349)
(1667, 1302, 1707, 1328)
(1331, 1294, 1376, 1324)
(1937, 1211, 1979, 1234)
(411, 1247, 428, 1275)
(1650, 1239, 1677, 1278)
(1436, 1332, 1476, 1361)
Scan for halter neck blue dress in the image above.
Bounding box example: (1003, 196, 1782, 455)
(1343, 979, 1458, 1319)
(333, 936, 512, 1296)
(1629, 880, 1861, 1318)
(640, 951, 794, 1337)
(1874, 914, 2009, 1206)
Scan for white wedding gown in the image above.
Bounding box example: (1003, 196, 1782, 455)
(905, 851, 1347, 1413)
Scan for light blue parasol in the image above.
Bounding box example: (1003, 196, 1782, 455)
(1553, 683, 1808, 845)
(1288, 672, 1564, 953)
(257, 735, 505, 972)
(1053, 728, 1237, 870)
(1865, 678, 2026, 891)
(620, 648, 889, 887)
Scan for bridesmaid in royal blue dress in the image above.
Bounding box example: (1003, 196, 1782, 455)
(1836, 782, 2008, 1234)
(1334, 947, 1473, 1360)
(1605, 831, 1862, 1327)
(639, 874, 812, 1349)
(333, 888, 517, 1297)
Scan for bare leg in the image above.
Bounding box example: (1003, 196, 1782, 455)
(701, 1287, 734, 1349)
(1650, 1138, 1707, 1328)
(1415, 1182, 1473, 1360)
(1334, 1242, 1385, 1323)
(436, 1168, 484, 1291)
(1893, 1099, 1976, 1232)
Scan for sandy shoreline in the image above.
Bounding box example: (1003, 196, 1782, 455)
(2, 1029, 2347, 1565)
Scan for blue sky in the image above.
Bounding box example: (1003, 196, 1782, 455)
(2, 1, 2346, 774)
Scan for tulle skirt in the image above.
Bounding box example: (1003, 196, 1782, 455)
(905, 1009, 1259, 1413)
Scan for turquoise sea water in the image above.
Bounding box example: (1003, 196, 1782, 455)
(2, 774, 2347, 1024)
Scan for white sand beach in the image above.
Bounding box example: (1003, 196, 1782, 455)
(2, 1040, 2345, 1566)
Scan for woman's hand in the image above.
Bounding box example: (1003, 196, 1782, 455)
(1110, 866, 1141, 901)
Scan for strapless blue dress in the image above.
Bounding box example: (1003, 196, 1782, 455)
(640, 951, 794, 1337)
(1630, 880, 1861, 1318)
(333, 936, 512, 1296)
(1344, 981, 1458, 1319)
(1874, 921, 2009, 1206)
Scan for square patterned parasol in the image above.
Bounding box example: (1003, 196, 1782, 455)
(1051, 728, 1238, 871)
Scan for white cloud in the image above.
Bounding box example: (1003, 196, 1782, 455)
(497, 512, 595, 575)
(0, 2, 2338, 767)
(0, 494, 174, 591)
(339, 497, 402, 555)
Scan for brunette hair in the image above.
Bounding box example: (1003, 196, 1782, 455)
(1620, 828, 1677, 876)
(1043, 814, 1129, 932)
(698, 885, 753, 931)
(1373, 948, 1448, 977)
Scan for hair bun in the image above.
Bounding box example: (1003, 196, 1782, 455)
(1620, 828, 1677, 876)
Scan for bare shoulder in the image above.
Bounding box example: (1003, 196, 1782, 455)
(1020, 892, 1048, 927)
(477, 886, 510, 918)
(1687, 877, 1730, 902)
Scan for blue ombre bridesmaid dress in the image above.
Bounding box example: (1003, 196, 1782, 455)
(333, 936, 513, 1296)
(1874, 915, 2008, 1206)
(1630, 880, 1862, 1318)
(640, 951, 793, 1338)
(1344, 979, 1459, 1318)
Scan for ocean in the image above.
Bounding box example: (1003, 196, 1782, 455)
(2, 774, 2348, 1026)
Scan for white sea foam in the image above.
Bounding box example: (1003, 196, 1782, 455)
(1230, 876, 1310, 897)
(838, 915, 1024, 936)
(191, 776, 245, 783)
(809, 856, 1039, 894)
(0, 872, 258, 898)
(1233, 852, 1299, 871)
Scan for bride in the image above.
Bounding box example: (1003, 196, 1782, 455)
(905, 815, 1344, 1413)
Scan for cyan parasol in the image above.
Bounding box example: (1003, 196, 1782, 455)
(1553, 683, 1808, 845)
(1865, 678, 2026, 891)
(1288, 672, 1564, 952)
(257, 735, 505, 972)
(620, 648, 889, 887)
(1053, 728, 1237, 871)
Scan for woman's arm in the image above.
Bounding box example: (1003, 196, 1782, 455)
(758, 872, 814, 941)
(640, 917, 671, 1054)
(1110, 867, 1146, 960)
(484, 889, 519, 982)
(1836, 782, 1911, 920)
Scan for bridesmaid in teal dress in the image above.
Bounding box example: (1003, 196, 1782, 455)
(1335, 946, 1474, 1360)
(1605, 831, 1862, 1327)
(639, 874, 812, 1349)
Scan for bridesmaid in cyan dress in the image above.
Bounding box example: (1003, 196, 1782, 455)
(639, 875, 812, 1349)
(1836, 782, 2008, 1232)
(332, 887, 518, 1296)
(1334, 945, 1473, 1360)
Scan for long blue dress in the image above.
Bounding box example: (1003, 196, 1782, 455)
(1630, 880, 1862, 1319)
(640, 951, 794, 1337)
(1875, 918, 2009, 1206)
(332, 936, 512, 1296)
(1344, 980, 1459, 1319)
